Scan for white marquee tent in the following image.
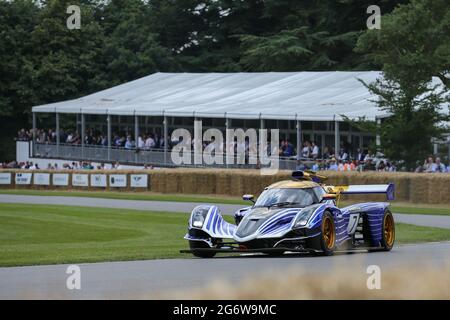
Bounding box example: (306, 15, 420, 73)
(32, 71, 387, 121)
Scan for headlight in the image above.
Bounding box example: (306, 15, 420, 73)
(191, 206, 210, 228)
(293, 207, 317, 228)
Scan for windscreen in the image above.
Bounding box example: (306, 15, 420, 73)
(254, 188, 324, 208)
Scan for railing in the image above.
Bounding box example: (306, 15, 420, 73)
(33, 143, 302, 170)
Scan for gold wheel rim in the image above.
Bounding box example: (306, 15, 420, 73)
(384, 213, 395, 247)
(322, 216, 335, 249)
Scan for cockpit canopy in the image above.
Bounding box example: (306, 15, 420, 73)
(254, 186, 326, 208)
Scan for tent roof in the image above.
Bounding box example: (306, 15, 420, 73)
(32, 71, 388, 121)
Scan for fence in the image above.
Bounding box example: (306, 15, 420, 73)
(33, 142, 300, 169)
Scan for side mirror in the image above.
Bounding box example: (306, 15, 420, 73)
(243, 194, 255, 203)
(322, 193, 337, 201)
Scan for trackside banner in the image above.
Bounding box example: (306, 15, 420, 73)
(34, 173, 50, 185)
(72, 174, 89, 187)
(52, 173, 69, 186)
(91, 174, 107, 187)
(0, 172, 11, 185)
(130, 174, 148, 188)
(109, 174, 127, 187)
(15, 173, 32, 185)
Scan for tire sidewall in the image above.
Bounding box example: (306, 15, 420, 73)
(381, 210, 395, 251)
(320, 211, 336, 255)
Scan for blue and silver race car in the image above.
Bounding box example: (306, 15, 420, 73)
(181, 170, 395, 257)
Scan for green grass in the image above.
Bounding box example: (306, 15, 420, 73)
(0, 203, 449, 267)
(395, 223, 450, 244)
(0, 189, 247, 205)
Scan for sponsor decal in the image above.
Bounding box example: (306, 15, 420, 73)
(90, 174, 107, 187)
(53, 174, 69, 186)
(0, 173, 12, 185)
(34, 173, 50, 185)
(15, 173, 32, 185)
(109, 174, 127, 187)
(130, 174, 148, 188)
(72, 174, 89, 187)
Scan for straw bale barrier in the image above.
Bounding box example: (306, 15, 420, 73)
(0, 169, 449, 204)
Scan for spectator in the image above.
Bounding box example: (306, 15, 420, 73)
(282, 140, 294, 157)
(145, 134, 156, 149)
(301, 141, 311, 159)
(137, 135, 145, 149)
(423, 157, 435, 172)
(328, 159, 339, 171)
(124, 135, 135, 149)
(435, 157, 446, 173)
(339, 149, 348, 161)
(356, 148, 366, 162)
(311, 142, 319, 159)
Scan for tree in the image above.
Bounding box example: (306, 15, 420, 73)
(99, 0, 178, 85)
(355, 0, 450, 170)
(236, 0, 405, 71)
(0, 0, 39, 119)
(23, 0, 106, 106)
(356, 0, 450, 90)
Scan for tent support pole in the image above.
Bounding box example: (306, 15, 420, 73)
(334, 120, 340, 159)
(163, 115, 168, 166)
(32, 112, 36, 157)
(135, 114, 139, 164)
(296, 120, 301, 160)
(107, 114, 111, 161)
(56, 113, 60, 157)
(81, 114, 85, 160)
(376, 117, 381, 152)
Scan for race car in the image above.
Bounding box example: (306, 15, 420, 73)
(180, 170, 395, 257)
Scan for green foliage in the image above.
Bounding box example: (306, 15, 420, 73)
(356, 0, 450, 89)
(356, 0, 450, 169)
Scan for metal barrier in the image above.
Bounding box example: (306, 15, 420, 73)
(33, 143, 301, 170)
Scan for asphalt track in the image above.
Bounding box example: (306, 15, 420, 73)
(0, 194, 450, 299)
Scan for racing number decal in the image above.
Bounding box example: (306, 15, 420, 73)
(347, 213, 360, 235)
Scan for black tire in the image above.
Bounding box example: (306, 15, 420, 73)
(189, 240, 216, 258)
(380, 210, 395, 251)
(319, 211, 336, 256)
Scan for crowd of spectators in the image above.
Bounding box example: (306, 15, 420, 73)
(415, 156, 449, 173)
(0, 160, 154, 170)
(14, 128, 449, 173)
(16, 128, 167, 150)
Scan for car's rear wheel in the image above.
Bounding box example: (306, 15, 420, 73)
(189, 240, 216, 258)
(320, 211, 336, 256)
(380, 210, 395, 251)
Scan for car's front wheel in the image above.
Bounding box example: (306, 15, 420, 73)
(189, 240, 216, 258)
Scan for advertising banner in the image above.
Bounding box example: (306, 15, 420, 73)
(0, 173, 12, 185)
(34, 173, 50, 185)
(72, 174, 89, 187)
(15, 173, 32, 185)
(109, 174, 127, 187)
(53, 173, 69, 186)
(130, 174, 148, 188)
(91, 174, 107, 187)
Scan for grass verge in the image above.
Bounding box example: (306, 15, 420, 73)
(0, 189, 246, 205)
(0, 203, 449, 267)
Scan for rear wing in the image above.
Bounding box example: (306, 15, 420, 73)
(326, 183, 395, 201)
